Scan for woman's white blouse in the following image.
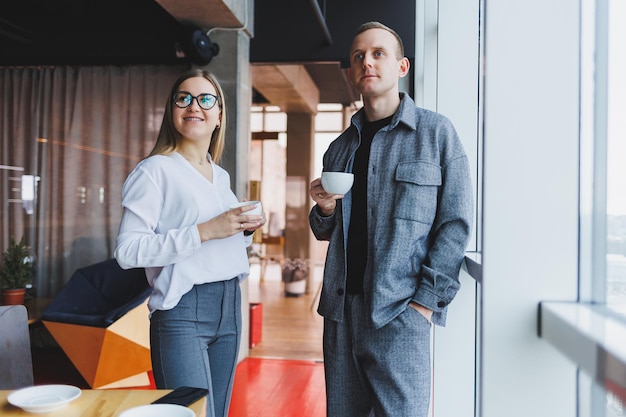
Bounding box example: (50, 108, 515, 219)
(115, 153, 252, 313)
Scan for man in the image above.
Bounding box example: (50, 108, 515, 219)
(308, 21, 474, 417)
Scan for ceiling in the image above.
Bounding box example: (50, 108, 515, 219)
(0, 0, 414, 111)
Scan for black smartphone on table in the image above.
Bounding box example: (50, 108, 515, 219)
(152, 386, 209, 406)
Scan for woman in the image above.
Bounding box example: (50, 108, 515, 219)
(115, 68, 265, 417)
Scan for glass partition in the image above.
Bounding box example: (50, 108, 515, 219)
(606, 0, 626, 309)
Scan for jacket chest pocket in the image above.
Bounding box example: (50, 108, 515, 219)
(393, 161, 441, 224)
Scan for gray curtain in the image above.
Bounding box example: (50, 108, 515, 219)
(0, 64, 187, 296)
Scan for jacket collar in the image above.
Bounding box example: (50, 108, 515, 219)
(351, 92, 417, 132)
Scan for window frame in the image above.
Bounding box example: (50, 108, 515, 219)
(540, 0, 626, 415)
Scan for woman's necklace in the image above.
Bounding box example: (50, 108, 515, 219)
(181, 153, 209, 165)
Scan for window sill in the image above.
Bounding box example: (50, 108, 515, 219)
(539, 301, 626, 402)
(463, 251, 482, 284)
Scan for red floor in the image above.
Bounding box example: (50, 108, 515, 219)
(32, 346, 326, 417)
(229, 357, 326, 417)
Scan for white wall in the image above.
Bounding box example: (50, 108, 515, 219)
(421, 0, 582, 416)
(480, 1, 579, 416)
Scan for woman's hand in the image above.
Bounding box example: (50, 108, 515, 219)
(240, 203, 266, 235)
(197, 203, 265, 242)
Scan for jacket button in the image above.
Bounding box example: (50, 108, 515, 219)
(437, 301, 447, 308)
(337, 288, 344, 296)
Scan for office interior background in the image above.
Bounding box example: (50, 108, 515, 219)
(1, 0, 625, 416)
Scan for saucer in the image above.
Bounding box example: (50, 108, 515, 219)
(8, 384, 81, 413)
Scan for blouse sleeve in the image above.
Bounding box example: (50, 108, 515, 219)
(114, 164, 201, 269)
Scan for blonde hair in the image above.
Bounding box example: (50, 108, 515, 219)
(150, 68, 227, 164)
(354, 21, 405, 59)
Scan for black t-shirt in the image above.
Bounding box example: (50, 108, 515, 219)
(346, 116, 393, 294)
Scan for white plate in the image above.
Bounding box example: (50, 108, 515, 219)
(8, 384, 81, 413)
(118, 403, 195, 417)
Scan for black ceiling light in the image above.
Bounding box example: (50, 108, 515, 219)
(181, 24, 219, 66)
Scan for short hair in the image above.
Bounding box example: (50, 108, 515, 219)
(354, 21, 405, 59)
(150, 68, 227, 164)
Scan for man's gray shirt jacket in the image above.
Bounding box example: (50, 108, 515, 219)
(309, 93, 474, 328)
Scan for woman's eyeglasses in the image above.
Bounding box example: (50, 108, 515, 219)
(172, 92, 219, 110)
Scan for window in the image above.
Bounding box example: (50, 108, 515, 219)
(580, 0, 626, 308)
(313, 103, 359, 177)
(249, 106, 288, 234)
(606, 0, 626, 309)
(580, 0, 626, 414)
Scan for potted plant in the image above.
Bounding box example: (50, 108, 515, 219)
(282, 258, 309, 297)
(1, 236, 35, 305)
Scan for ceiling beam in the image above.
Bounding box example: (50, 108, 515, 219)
(252, 64, 320, 113)
(154, 0, 246, 29)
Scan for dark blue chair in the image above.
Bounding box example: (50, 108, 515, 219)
(42, 259, 151, 327)
(42, 259, 153, 388)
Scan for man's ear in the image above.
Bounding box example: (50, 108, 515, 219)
(398, 57, 410, 78)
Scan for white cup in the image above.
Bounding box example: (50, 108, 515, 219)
(230, 200, 262, 215)
(321, 172, 354, 195)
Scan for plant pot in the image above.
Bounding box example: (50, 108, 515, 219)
(1, 288, 26, 305)
(284, 279, 306, 297)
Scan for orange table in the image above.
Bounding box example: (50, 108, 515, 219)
(0, 389, 206, 417)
